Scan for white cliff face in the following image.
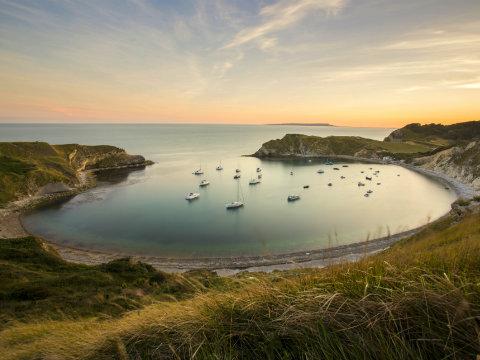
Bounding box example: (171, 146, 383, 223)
(412, 141, 480, 191)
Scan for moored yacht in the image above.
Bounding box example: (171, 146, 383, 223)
(185, 192, 200, 200)
(226, 180, 244, 209)
(256, 167, 262, 172)
(199, 180, 210, 187)
(317, 169, 324, 174)
(193, 169, 203, 175)
(287, 195, 300, 202)
(226, 201, 244, 209)
(249, 178, 261, 185)
(234, 174, 241, 179)
(358, 182, 365, 186)
(216, 164, 223, 171)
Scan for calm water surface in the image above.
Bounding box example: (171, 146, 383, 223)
(0, 124, 457, 258)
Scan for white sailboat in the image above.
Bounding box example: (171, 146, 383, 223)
(226, 180, 244, 209)
(249, 178, 261, 185)
(193, 164, 203, 175)
(199, 180, 210, 187)
(185, 192, 200, 200)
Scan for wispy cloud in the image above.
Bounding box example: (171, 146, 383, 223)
(382, 27, 480, 51)
(224, 0, 345, 49)
(453, 82, 480, 89)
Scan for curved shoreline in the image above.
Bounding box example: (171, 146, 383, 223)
(7, 157, 473, 274)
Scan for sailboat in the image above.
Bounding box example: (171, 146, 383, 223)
(193, 164, 203, 175)
(226, 180, 244, 209)
(249, 177, 261, 185)
(216, 161, 223, 171)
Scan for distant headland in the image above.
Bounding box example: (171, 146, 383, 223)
(267, 122, 334, 126)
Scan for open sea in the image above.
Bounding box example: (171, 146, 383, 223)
(0, 124, 457, 258)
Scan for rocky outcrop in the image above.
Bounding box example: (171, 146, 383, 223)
(63, 145, 151, 171)
(412, 141, 480, 191)
(36, 182, 72, 196)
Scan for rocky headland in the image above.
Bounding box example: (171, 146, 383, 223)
(0, 142, 153, 238)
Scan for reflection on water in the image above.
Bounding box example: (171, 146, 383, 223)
(6, 124, 457, 258)
(22, 158, 457, 258)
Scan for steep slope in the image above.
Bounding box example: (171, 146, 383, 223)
(0, 142, 152, 205)
(412, 140, 480, 191)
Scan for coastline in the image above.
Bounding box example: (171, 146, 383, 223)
(2, 155, 475, 274)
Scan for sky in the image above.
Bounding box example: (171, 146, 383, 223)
(0, 0, 479, 127)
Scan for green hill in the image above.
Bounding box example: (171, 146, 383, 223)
(253, 134, 434, 159)
(1, 200, 479, 359)
(385, 121, 480, 146)
(0, 142, 151, 205)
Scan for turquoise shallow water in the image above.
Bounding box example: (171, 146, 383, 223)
(1, 124, 457, 258)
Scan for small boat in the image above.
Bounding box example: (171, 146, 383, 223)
(226, 180, 244, 209)
(256, 167, 262, 172)
(397, 174, 401, 177)
(340, 176, 346, 179)
(185, 192, 200, 200)
(325, 161, 334, 165)
(258, 174, 262, 179)
(366, 176, 372, 181)
(377, 182, 381, 185)
(369, 167, 373, 170)
(361, 171, 364, 173)
(287, 195, 300, 202)
(234, 174, 241, 179)
(317, 169, 324, 174)
(364, 193, 369, 197)
(199, 180, 210, 187)
(235, 169, 241, 173)
(303, 185, 310, 189)
(216, 165, 223, 171)
(308, 159, 312, 163)
(358, 182, 365, 187)
(342, 165, 349, 168)
(367, 190, 373, 194)
(333, 167, 340, 170)
(328, 183, 333, 187)
(226, 201, 244, 209)
(290, 171, 294, 175)
(249, 178, 261, 185)
(193, 169, 203, 175)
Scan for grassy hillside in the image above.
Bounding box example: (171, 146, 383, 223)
(385, 121, 480, 146)
(1, 204, 480, 359)
(0, 142, 149, 205)
(0, 142, 77, 204)
(254, 134, 434, 159)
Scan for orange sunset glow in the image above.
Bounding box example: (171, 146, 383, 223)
(1, 0, 479, 126)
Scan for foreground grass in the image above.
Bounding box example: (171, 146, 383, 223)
(1, 211, 480, 359)
(0, 237, 234, 328)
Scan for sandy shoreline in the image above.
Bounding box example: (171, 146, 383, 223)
(1, 158, 476, 273)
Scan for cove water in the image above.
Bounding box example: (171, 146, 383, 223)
(0, 124, 457, 258)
